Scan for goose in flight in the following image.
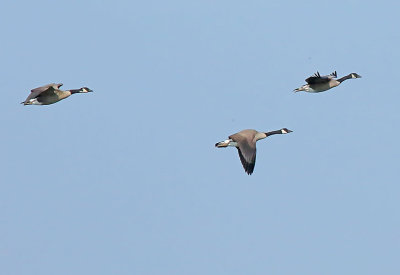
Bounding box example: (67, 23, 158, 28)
(21, 83, 93, 105)
(294, 71, 361, 93)
(215, 128, 292, 175)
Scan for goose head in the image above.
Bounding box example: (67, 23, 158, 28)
(280, 128, 293, 134)
(79, 87, 93, 93)
(350, 73, 362, 79)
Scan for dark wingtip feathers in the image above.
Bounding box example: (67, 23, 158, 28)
(237, 148, 255, 175)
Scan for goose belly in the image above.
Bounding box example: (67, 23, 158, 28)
(308, 83, 332, 93)
(37, 93, 69, 105)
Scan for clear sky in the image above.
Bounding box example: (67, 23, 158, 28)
(1, 0, 400, 274)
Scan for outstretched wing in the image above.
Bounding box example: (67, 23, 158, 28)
(23, 83, 62, 103)
(237, 146, 256, 175)
(305, 71, 336, 84)
(230, 133, 257, 175)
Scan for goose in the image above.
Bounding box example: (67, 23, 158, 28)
(21, 83, 93, 105)
(215, 128, 292, 175)
(294, 71, 361, 93)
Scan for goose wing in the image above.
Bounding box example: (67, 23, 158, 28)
(24, 83, 63, 102)
(305, 71, 336, 84)
(230, 133, 257, 175)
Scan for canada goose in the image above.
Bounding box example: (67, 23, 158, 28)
(294, 71, 361, 93)
(21, 83, 93, 105)
(215, 128, 292, 175)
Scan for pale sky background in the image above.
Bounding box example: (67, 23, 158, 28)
(1, 0, 400, 274)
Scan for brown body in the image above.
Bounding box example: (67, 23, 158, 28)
(37, 90, 72, 105)
(308, 80, 340, 92)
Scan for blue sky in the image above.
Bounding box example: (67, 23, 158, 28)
(1, 0, 400, 274)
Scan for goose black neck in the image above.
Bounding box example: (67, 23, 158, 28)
(337, 74, 352, 83)
(70, 89, 81, 94)
(265, 130, 282, 136)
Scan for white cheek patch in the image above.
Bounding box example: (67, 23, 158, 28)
(281, 129, 288, 134)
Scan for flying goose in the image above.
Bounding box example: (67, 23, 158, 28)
(21, 83, 93, 105)
(294, 71, 361, 93)
(215, 128, 292, 175)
